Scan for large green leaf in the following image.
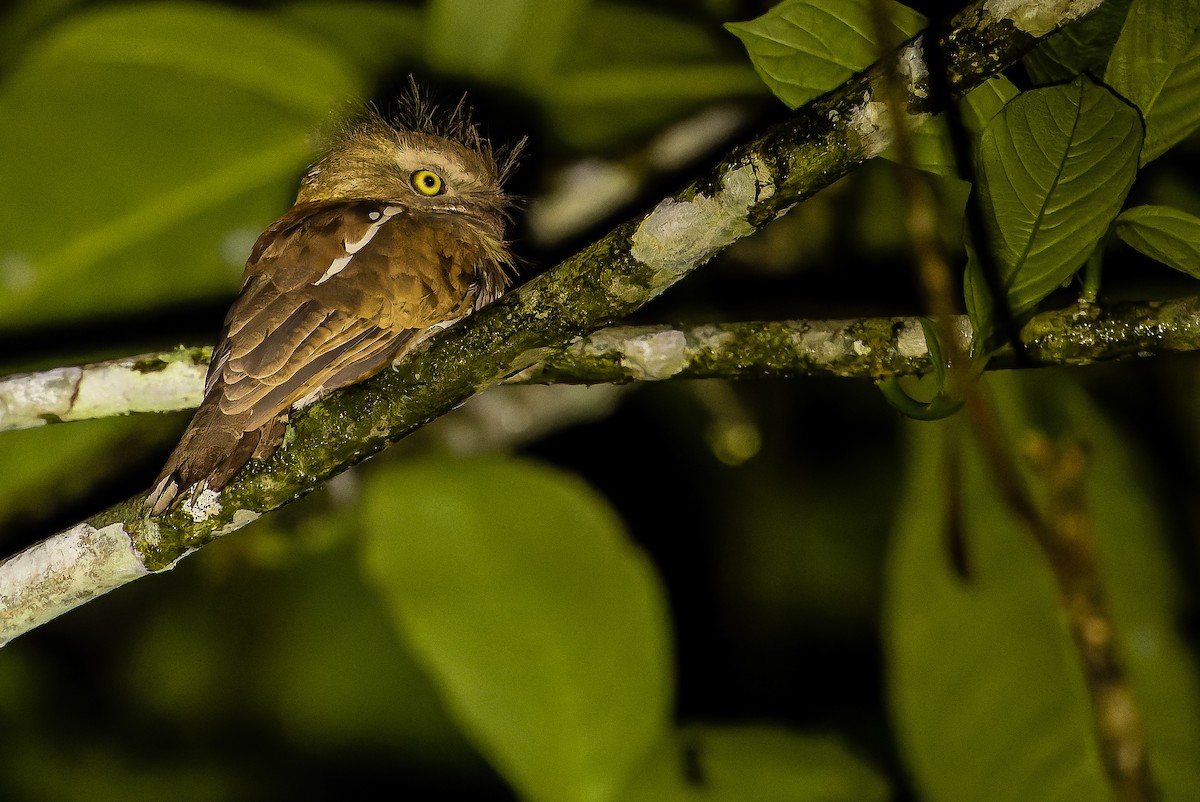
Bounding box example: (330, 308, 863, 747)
(0, 0, 86, 69)
(886, 372, 1200, 800)
(885, 403, 1108, 801)
(725, 0, 923, 110)
(1114, 205, 1200, 280)
(1023, 0, 1132, 85)
(623, 726, 889, 801)
(964, 75, 1142, 348)
(0, 3, 364, 330)
(1078, 404, 1200, 800)
(907, 75, 1019, 176)
(279, 1, 425, 72)
(1106, 0, 1200, 164)
(360, 454, 673, 802)
(426, 0, 589, 86)
(539, 3, 764, 151)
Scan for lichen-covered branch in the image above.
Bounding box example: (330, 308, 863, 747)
(5, 294, 1198, 432)
(0, 0, 1102, 645)
(536, 296, 1200, 382)
(0, 347, 209, 432)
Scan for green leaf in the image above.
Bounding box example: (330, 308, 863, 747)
(538, 63, 765, 151)
(725, 0, 924, 110)
(1114, 205, 1200, 279)
(885, 387, 1109, 801)
(426, 0, 589, 86)
(1078, 404, 1200, 801)
(905, 75, 1020, 177)
(964, 75, 1142, 348)
(535, 2, 765, 151)
(886, 372, 1200, 800)
(279, 1, 425, 73)
(360, 455, 673, 802)
(1023, 0, 1132, 85)
(624, 726, 889, 802)
(0, 0, 87, 69)
(0, 4, 364, 330)
(567, 3, 729, 69)
(1105, 0, 1200, 164)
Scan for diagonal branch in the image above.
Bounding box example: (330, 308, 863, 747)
(0, 0, 1104, 645)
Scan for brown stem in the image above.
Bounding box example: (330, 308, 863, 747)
(965, 386, 1156, 801)
(1026, 437, 1156, 802)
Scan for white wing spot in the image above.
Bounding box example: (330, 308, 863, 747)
(344, 222, 383, 254)
(313, 208, 402, 286)
(314, 254, 353, 285)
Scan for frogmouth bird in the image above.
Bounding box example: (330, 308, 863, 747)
(147, 94, 518, 515)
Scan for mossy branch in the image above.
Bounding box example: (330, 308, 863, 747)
(6, 293, 1197, 434)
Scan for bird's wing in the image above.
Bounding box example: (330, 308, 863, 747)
(207, 200, 483, 434)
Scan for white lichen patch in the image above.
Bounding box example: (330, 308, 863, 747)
(798, 329, 852, 364)
(630, 161, 765, 281)
(182, 487, 223, 523)
(0, 522, 146, 646)
(608, 274, 651, 305)
(620, 329, 690, 380)
(896, 319, 931, 358)
(894, 318, 973, 359)
(848, 83, 934, 162)
(570, 327, 626, 357)
(899, 40, 930, 99)
(215, 508, 261, 537)
(691, 324, 737, 352)
(0, 352, 207, 432)
(848, 96, 894, 160)
(984, 0, 1102, 37)
(72, 358, 204, 419)
(0, 366, 81, 429)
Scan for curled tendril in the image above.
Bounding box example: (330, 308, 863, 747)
(877, 317, 966, 421)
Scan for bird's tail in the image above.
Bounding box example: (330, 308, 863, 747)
(146, 402, 261, 516)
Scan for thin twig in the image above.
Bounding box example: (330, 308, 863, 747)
(6, 295, 1200, 431)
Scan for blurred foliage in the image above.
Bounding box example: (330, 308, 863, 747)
(360, 455, 673, 802)
(887, 373, 1200, 800)
(2, 0, 1200, 800)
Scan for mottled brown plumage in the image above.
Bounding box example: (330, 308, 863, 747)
(147, 95, 517, 515)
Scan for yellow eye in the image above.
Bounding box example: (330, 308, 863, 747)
(410, 169, 444, 196)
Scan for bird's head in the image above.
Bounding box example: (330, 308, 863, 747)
(296, 91, 520, 227)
